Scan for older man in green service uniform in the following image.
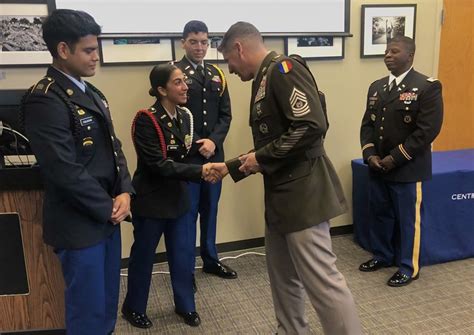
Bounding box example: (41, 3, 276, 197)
(212, 22, 361, 335)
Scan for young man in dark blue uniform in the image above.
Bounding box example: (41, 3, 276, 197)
(21, 10, 133, 334)
(359, 36, 443, 287)
(176, 21, 236, 281)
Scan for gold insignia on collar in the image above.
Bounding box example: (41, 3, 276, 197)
(77, 109, 85, 115)
(66, 89, 74, 96)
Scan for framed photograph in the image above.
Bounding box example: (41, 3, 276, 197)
(284, 36, 344, 60)
(361, 4, 417, 58)
(98, 34, 175, 66)
(203, 36, 225, 63)
(0, 0, 55, 67)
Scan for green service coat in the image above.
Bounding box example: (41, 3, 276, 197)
(227, 51, 347, 234)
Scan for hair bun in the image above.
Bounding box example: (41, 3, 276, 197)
(148, 88, 156, 97)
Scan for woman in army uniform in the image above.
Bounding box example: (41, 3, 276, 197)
(122, 64, 217, 328)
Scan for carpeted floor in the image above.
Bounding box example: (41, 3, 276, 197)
(115, 235, 474, 334)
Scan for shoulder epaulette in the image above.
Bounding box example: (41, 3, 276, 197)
(21, 76, 82, 140)
(31, 76, 55, 94)
(426, 77, 438, 82)
(210, 64, 226, 96)
(271, 54, 283, 62)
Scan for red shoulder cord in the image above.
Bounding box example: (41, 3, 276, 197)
(131, 109, 167, 159)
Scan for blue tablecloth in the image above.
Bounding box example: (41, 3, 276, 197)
(352, 149, 474, 266)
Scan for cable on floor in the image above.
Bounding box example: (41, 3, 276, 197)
(120, 251, 266, 277)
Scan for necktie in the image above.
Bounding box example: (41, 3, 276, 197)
(196, 65, 205, 81)
(389, 79, 396, 92)
(173, 117, 180, 131)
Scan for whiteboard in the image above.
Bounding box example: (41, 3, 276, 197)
(56, 0, 350, 35)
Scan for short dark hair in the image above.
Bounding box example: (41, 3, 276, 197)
(389, 36, 416, 54)
(149, 63, 179, 99)
(42, 9, 101, 58)
(182, 20, 208, 39)
(217, 21, 262, 53)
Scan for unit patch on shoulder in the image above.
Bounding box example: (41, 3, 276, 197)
(289, 87, 310, 117)
(278, 60, 293, 74)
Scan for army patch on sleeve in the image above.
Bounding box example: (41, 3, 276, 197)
(278, 60, 293, 74)
(289, 87, 310, 117)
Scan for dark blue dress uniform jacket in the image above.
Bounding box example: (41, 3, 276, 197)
(360, 69, 444, 182)
(176, 56, 232, 163)
(131, 101, 202, 219)
(22, 66, 133, 249)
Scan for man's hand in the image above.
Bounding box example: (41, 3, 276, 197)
(368, 155, 383, 172)
(210, 162, 229, 179)
(380, 155, 396, 173)
(202, 162, 221, 183)
(196, 139, 216, 159)
(111, 192, 131, 225)
(238, 152, 261, 175)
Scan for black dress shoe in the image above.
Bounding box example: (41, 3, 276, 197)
(121, 305, 153, 329)
(359, 259, 389, 272)
(203, 262, 237, 279)
(387, 271, 419, 287)
(175, 310, 201, 327)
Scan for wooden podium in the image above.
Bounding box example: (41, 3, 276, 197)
(0, 167, 65, 332)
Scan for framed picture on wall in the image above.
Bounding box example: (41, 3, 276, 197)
(0, 0, 56, 67)
(284, 36, 345, 60)
(203, 36, 225, 63)
(98, 34, 175, 66)
(361, 4, 417, 58)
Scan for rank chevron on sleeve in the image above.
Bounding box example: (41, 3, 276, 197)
(289, 87, 310, 117)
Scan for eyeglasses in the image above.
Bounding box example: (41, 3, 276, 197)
(187, 39, 209, 47)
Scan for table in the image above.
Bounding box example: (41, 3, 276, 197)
(352, 149, 474, 266)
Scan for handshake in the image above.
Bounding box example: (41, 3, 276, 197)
(201, 162, 228, 183)
(200, 152, 262, 184)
